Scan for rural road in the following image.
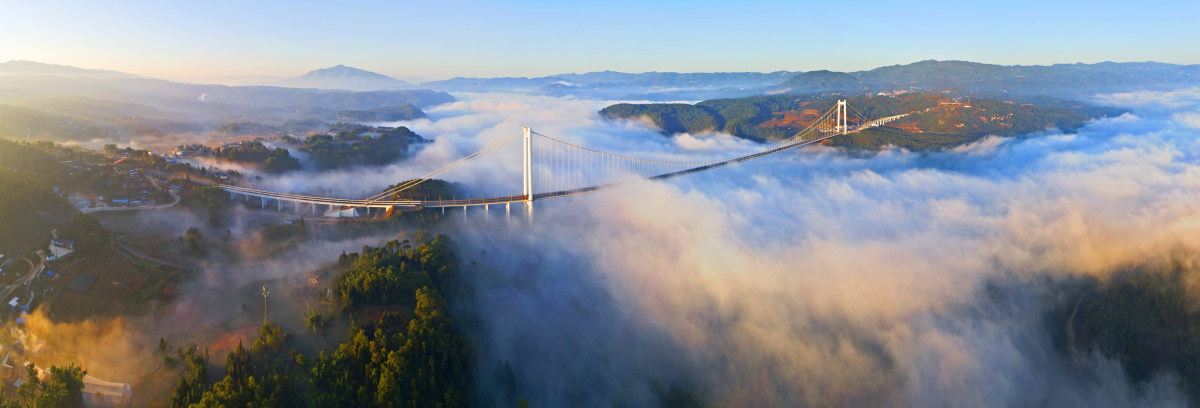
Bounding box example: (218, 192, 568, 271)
(0, 256, 44, 305)
(115, 240, 192, 271)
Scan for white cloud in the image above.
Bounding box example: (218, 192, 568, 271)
(1174, 112, 1200, 129)
(435, 88, 1200, 407)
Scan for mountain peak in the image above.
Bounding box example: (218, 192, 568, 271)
(300, 64, 391, 79)
(273, 65, 411, 91)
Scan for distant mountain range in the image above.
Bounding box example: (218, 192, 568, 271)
(9, 59, 1196, 103)
(0, 60, 142, 79)
(2, 58, 1199, 147)
(269, 64, 413, 91)
(0, 61, 453, 146)
(422, 70, 798, 100)
(771, 60, 1200, 100)
(420, 60, 1200, 101)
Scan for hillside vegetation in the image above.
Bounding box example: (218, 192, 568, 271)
(166, 234, 474, 408)
(334, 104, 427, 122)
(1050, 263, 1200, 402)
(215, 141, 302, 173)
(0, 139, 75, 248)
(601, 92, 1126, 150)
(287, 124, 427, 169)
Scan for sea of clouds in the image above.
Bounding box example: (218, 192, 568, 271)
(68, 88, 1200, 407)
(356, 89, 1200, 407)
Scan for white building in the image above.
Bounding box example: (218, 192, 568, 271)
(82, 376, 133, 407)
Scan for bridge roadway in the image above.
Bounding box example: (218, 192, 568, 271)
(218, 112, 907, 212)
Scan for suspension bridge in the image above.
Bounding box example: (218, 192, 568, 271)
(219, 100, 907, 217)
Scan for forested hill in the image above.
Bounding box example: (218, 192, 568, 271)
(282, 124, 429, 170)
(165, 234, 478, 407)
(335, 104, 427, 122)
(774, 70, 865, 94)
(0, 139, 74, 248)
(600, 92, 1127, 150)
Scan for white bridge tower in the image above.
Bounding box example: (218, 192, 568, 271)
(523, 126, 533, 216)
(836, 100, 848, 134)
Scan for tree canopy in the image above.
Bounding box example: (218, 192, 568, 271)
(57, 214, 109, 253)
(287, 125, 426, 170)
(2, 364, 87, 408)
(167, 233, 472, 408)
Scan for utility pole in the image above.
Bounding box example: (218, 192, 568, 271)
(262, 284, 270, 325)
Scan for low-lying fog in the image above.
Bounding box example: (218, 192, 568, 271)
(27, 87, 1200, 407)
(400, 90, 1200, 407)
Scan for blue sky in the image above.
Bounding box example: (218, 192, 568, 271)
(1, 0, 1197, 82)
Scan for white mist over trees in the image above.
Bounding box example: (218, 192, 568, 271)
(407, 88, 1200, 407)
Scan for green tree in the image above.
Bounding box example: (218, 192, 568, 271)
(185, 227, 202, 252)
(12, 363, 87, 408)
(263, 148, 302, 173)
(57, 214, 109, 253)
(167, 347, 208, 408)
(184, 185, 229, 225)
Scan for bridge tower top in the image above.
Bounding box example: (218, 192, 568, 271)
(837, 100, 848, 134)
(523, 126, 533, 202)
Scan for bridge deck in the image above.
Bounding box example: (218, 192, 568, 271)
(216, 111, 903, 212)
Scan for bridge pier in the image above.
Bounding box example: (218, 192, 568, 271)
(261, 197, 266, 209)
(506, 203, 510, 218)
(277, 200, 282, 211)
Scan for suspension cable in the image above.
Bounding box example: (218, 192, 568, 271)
(240, 103, 856, 207)
(530, 102, 841, 170)
(364, 133, 522, 203)
(847, 104, 870, 124)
